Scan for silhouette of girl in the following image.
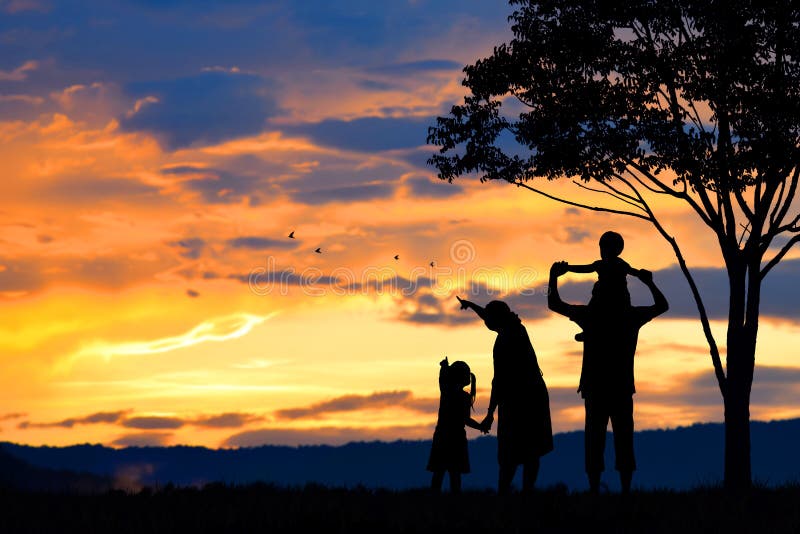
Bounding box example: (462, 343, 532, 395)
(457, 297, 553, 495)
(427, 357, 485, 493)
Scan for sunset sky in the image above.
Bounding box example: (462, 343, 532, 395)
(1, 0, 800, 450)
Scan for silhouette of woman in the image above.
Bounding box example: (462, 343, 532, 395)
(426, 357, 484, 493)
(457, 297, 553, 494)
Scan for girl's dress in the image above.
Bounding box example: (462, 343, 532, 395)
(427, 370, 471, 473)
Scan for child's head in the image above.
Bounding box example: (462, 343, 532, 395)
(483, 300, 517, 332)
(448, 360, 476, 406)
(599, 231, 624, 260)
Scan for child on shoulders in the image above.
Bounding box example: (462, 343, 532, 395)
(564, 231, 641, 341)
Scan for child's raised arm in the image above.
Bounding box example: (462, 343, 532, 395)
(624, 260, 642, 278)
(438, 357, 448, 389)
(565, 262, 598, 274)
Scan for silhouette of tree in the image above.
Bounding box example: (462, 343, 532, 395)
(428, 0, 800, 490)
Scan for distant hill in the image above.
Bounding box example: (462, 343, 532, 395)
(3, 419, 800, 492)
(0, 447, 111, 492)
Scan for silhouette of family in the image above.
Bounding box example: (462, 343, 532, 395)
(426, 231, 668, 494)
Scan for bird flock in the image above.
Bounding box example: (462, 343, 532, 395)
(288, 230, 434, 266)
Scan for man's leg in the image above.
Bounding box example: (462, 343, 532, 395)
(498, 463, 517, 495)
(584, 396, 609, 494)
(619, 470, 633, 494)
(610, 396, 635, 494)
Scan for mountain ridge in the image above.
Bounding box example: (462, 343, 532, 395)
(2, 418, 799, 491)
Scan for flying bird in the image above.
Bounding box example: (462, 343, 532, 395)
(288, 231, 295, 239)
(394, 255, 399, 260)
(430, 261, 435, 267)
(315, 247, 322, 254)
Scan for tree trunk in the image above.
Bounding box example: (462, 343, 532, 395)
(722, 256, 758, 490)
(723, 334, 755, 490)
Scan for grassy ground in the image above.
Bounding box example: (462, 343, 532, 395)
(0, 483, 798, 533)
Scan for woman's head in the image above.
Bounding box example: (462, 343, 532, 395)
(483, 300, 517, 331)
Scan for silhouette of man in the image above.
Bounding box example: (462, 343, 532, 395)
(548, 260, 668, 493)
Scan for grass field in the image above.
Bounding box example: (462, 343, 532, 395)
(0, 483, 798, 533)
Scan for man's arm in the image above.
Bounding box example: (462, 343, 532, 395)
(547, 261, 573, 317)
(637, 270, 669, 319)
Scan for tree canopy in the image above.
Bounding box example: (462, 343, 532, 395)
(430, 0, 800, 208)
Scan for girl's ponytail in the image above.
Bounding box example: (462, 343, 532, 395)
(469, 372, 476, 409)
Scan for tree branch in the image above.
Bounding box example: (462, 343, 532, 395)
(571, 180, 647, 212)
(762, 168, 800, 252)
(508, 180, 653, 221)
(634, 19, 724, 237)
(761, 234, 800, 280)
(623, 159, 718, 228)
(686, 99, 713, 151)
(721, 190, 738, 248)
(614, 175, 728, 395)
(768, 176, 787, 227)
(624, 169, 665, 195)
(772, 213, 800, 235)
(768, 166, 800, 235)
(733, 188, 755, 223)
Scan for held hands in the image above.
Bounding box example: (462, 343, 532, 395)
(550, 261, 569, 277)
(480, 412, 494, 434)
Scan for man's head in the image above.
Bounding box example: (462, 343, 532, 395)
(599, 231, 624, 260)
